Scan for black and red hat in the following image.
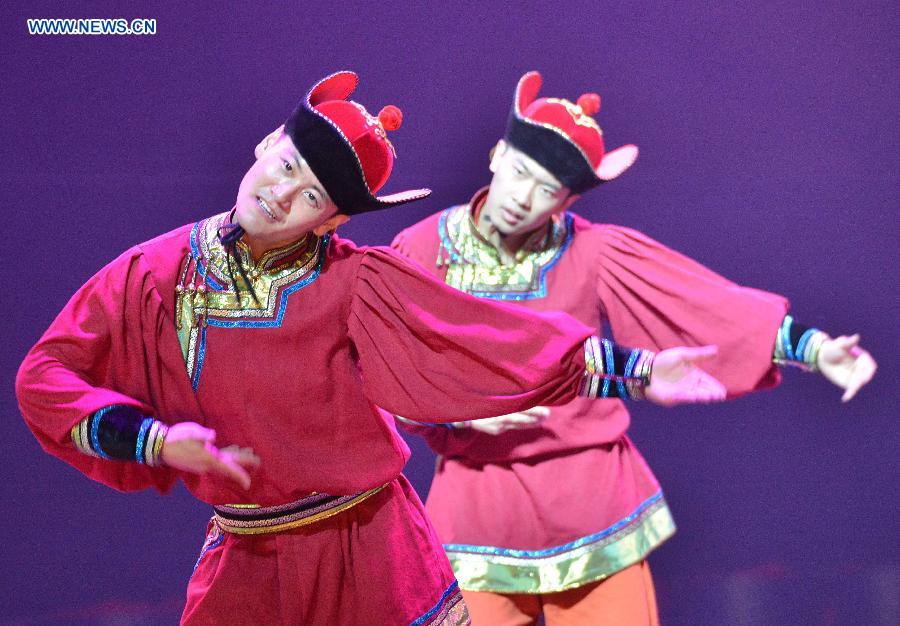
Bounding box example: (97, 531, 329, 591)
(284, 71, 430, 215)
(504, 71, 638, 193)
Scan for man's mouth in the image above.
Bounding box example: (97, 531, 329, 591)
(500, 206, 525, 224)
(257, 197, 277, 221)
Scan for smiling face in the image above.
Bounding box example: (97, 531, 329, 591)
(480, 141, 579, 240)
(234, 128, 348, 256)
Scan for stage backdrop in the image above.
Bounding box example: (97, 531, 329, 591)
(1, 2, 897, 624)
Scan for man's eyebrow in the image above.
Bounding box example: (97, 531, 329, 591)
(313, 185, 329, 205)
(293, 153, 331, 207)
(518, 158, 561, 191)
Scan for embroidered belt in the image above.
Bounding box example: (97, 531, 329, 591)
(212, 485, 386, 535)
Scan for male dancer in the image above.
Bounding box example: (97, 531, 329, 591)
(16, 71, 726, 625)
(392, 72, 877, 625)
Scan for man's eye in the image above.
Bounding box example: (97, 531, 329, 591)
(283, 160, 293, 172)
(304, 191, 319, 207)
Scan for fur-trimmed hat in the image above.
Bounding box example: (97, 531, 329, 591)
(284, 71, 430, 215)
(504, 71, 638, 193)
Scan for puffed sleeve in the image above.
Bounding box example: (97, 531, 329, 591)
(16, 248, 177, 493)
(348, 247, 593, 423)
(594, 225, 788, 396)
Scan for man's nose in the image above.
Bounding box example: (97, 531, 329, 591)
(512, 182, 533, 210)
(271, 180, 299, 204)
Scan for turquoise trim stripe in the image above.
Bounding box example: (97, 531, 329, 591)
(410, 581, 460, 626)
(134, 417, 154, 463)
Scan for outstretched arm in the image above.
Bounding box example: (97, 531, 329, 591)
(350, 248, 726, 425)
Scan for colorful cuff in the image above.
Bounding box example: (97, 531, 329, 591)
(774, 315, 827, 372)
(70, 405, 168, 465)
(578, 336, 655, 401)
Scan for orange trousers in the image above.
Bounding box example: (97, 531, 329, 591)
(461, 561, 659, 626)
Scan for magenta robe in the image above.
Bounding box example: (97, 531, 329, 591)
(392, 195, 788, 594)
(16, 212, 597, 624)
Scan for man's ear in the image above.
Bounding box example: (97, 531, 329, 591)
(488, 139, 508, 174)
(254, 125, 285, 159)
(313, 213, 350, 236)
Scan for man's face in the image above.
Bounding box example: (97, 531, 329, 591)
(234, 131, 341, 251)
(481, 142, 577, 238)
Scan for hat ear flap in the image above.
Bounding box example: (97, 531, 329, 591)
(308, 71, 358, 106)
(596, 144, 638, 181)
(515, 71, 543, 113)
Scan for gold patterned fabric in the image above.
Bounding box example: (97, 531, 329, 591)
(413, 582, 470, 626)
(444, 493, 675, 594)
(175, 212, 326, 390)
(212, 486, 386, 535)
(437, 200, 572, 301)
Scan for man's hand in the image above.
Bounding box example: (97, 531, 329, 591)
(817, 334, 877, 402)
(645, 345, 727, 406)
(161, 422, 261, 490)
(467, 407, 551, 435)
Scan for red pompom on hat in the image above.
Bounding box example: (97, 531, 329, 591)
(576, 93, 601, 116)
(378, 105, 403, 131)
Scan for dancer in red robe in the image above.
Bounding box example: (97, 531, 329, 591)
(392, 71, 877, 625)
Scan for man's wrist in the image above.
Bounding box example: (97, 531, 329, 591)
(70, 405, 168, 465)
(774, 315, 828, 373)
(579, 336, 655, 401)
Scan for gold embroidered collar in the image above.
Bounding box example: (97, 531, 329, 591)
(437, 188, 572, 300)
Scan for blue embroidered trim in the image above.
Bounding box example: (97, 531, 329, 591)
(189, 234, 330, 391)
(437, 208, 464, 265)
(602, 338, 614, 398)
(443, 491, 665, 559)
(624, 348, 640, 399)
(134, 417, 154, 463)
(440, 209, 574, 301)
(472, 215, 574, 301)
(795, 328, 818, 362)
(191, 325, 208, 392)
(89, 406, 114, 459)
(409, 580, 460, 626)
(780, 315, 795, 361)
(192, 531, 225, 574)
(204, 233, 330, 330)
(189, 220, 225, 291)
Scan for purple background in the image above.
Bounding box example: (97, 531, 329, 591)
(2, 2, 897, 624)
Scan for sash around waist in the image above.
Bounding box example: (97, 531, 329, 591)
(213, 485, 387, 534)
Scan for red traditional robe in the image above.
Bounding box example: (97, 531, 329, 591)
(391, 189, 788, 594)
(16, 211, 599, 624)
